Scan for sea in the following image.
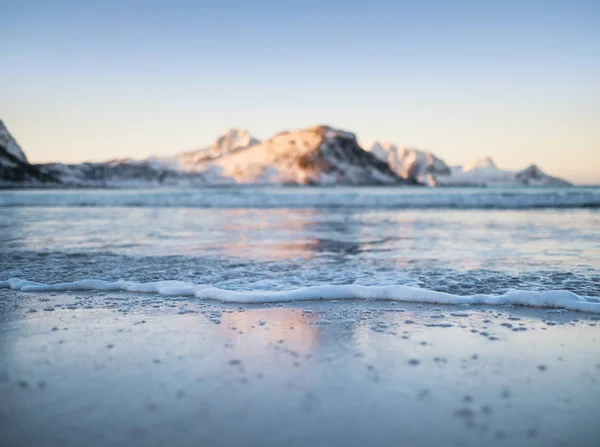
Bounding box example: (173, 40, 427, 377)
(1, 186, 599, 310)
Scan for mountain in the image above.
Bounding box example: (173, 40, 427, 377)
(363, 140, 570, 187)
(1, 120, 573, 187)
(435, 157, 572, 187)
(0, 120, 28, 163)
(363, 141, 450, 186)
(0, 121, 59, 185)
(514, 164, 572, 187)
(35, 129, 260, 187)
(33, 126, 403, 186)
(463, 156, 497, 172)
(38, 159, 205, 187)
(202, 126, 403, 185)
(174, 128, 260, 168)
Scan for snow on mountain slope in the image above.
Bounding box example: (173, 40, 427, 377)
(463, 156, 497, 172)
(205, 126, 403, 185)
(514, 164, 572, 187)
(437, 157, 515, 186)
(38, 126, 402, 186)
(363, 138, 571, 187)
(173, 128, 260, 170)
(363, 141, 450, 185)
(1, 120, 573, 187)
(37, 160, 206, 187)
(432, 157, 572, 187)
(32, 129, 259, 187)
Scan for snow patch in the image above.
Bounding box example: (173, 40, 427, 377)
(362, 140, 570, 187)
(463, 157, 497, 172)
(363, 141, 450, 185)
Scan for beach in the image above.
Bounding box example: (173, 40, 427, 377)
(2, 288, 600, 447)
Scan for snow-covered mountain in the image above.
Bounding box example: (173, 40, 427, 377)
(32, 126, 403, 186)
(38, 159, 205, 188)
(434, 157, 571, 187)
(514, 164, 572, 187)
(168, 128, 260, 170)
(201, 126, 402, 185)
(0, 121, 59, 185)
(1, 119, 573, 187)
(35, 129, 260, 187)
(463, 156, 497, 172)
(363, 141, 450, 185)
(362, 140, 570, 187)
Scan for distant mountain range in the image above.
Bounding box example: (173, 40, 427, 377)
(361, 141, 571, 187)
(0, 120, 571, 187)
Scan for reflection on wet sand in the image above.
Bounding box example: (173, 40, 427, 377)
(3, 288, 600, 447)
(216, 307, 322, 356)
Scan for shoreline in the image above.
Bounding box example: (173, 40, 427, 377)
(3, 278, 600, 313)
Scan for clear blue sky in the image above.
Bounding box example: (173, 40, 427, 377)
(1, 0, 599, 183)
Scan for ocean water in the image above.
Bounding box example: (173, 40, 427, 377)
(1, 187, 599, 311)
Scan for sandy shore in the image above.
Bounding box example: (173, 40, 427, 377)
(1, 288, 599, 447)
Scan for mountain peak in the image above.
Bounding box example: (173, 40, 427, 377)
(0, 119, 28, 164)
(213, 128, 259, 150)
(279, 125, 356, 140)
(516, 164, 543, 178)
(204, 124, 402, 185)
(363, 141, 450, 185)
(176, 128, 260, 165)
(515, 164, 571, 186)
(464, 156, 497, 172)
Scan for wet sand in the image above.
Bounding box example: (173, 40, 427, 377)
(1, 289, 599, 447)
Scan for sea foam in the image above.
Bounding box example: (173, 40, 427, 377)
(1, 278, 599, 313)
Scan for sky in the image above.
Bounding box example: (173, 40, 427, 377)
(1, 0, 599, 184)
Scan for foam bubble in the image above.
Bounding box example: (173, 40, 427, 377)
(1, 278, 599, 313)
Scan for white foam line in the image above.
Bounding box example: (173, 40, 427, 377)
(1, 278, 599, 313)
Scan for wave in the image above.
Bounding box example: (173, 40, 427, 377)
(1, 188, 599, 210)
(2, 278, 599, 313)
